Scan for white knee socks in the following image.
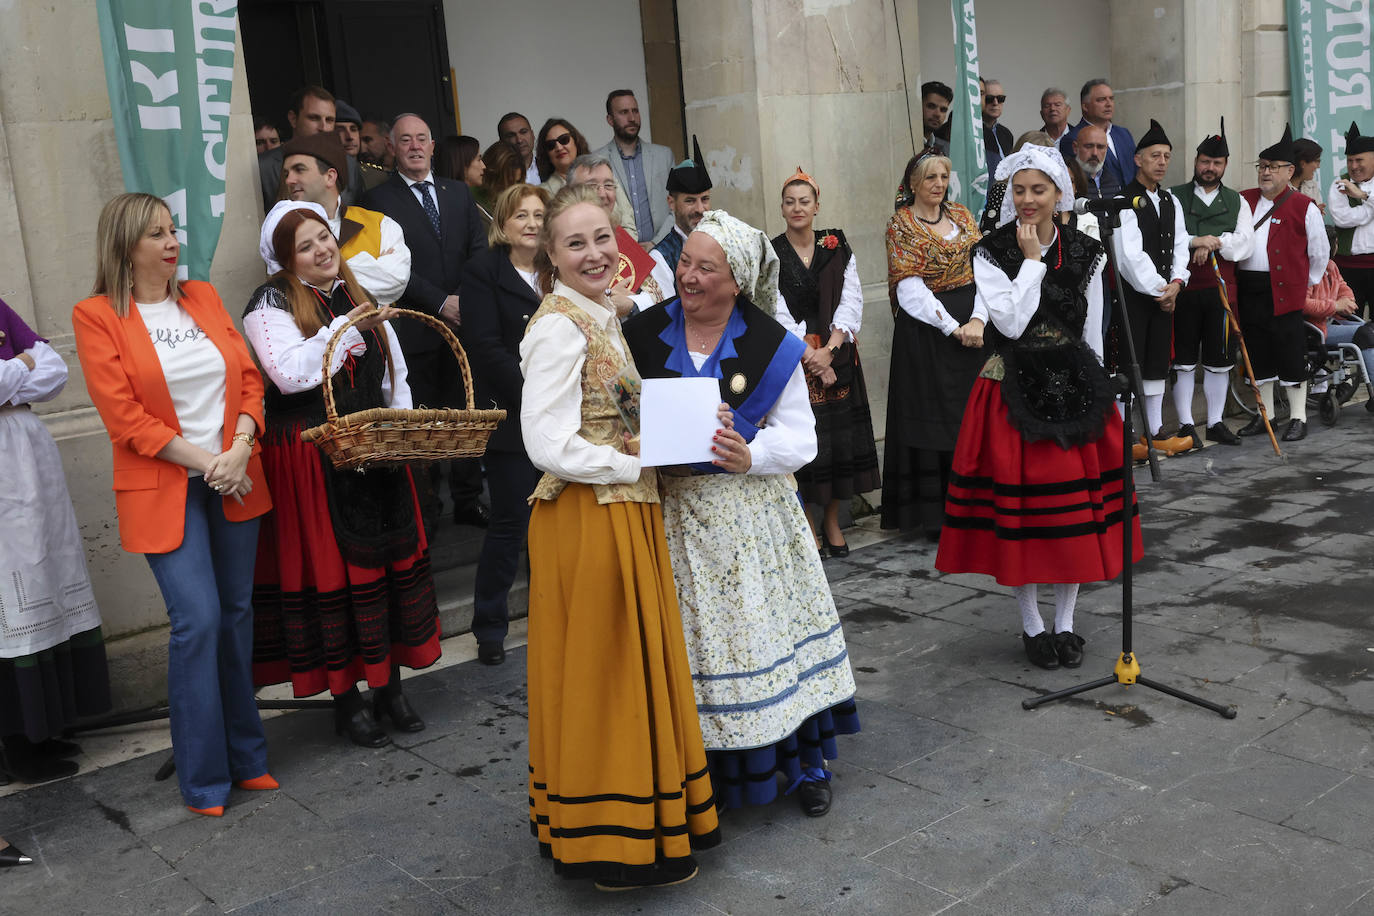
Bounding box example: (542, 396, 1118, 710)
(1053, 584, 1080, 634)
(1259, 380, 1276, 418)
(1203, 369, 1229, 427)
(1172, 368, 1196, 428)
(1285, 382, 1308, 423)
(1015, 584, 1044, 636)
(1144, 393, 1164, 438)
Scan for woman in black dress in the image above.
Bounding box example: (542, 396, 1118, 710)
(771, 168, 880, 556)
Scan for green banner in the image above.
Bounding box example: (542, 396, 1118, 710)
(1286, 0, 1371, 206)
(946, 0, 986, 211)
(97, 1, 238, 281)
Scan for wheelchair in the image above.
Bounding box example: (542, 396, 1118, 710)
(1303, 320, 1374, 426)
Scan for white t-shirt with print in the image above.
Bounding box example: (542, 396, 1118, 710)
(136, 297, 227, 464)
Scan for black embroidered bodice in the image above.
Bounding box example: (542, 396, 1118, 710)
(772, 228, 851, 336)
(974, 222, 1105, 348)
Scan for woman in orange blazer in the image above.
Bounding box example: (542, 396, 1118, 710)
(73, 192, 278, 818)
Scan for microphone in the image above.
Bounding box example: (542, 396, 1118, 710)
(1074, 195, 1149, 215)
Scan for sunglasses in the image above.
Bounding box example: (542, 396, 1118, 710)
(543, 133, 573, 151)
(985, 94, 1007, 104)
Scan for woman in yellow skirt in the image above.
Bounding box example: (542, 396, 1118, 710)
(518, 184, 720, 891)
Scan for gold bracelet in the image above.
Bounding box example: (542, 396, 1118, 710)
(232, 432, 255, 448)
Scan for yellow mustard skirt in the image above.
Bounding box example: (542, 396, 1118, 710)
(526, 483, 720, 881)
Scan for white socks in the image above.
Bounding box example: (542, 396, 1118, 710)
(1143, 393, 1164, 438)
(1203, 369, 1229, 427)
(1172, 368, 1196, 427)
(1285, 382, 1308, 422)
(1016, 583, 1080, 635)
(1258, 380, 1276, 418)
(1053, 584, 1080, 634)
(1016, 585, 1044, 636)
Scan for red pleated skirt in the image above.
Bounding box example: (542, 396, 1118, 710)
(251, 431, 441, 697)
(935, 377, 1143, 586)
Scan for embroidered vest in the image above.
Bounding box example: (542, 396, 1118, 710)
(1172, 183, 1243, 291)
(1122, 180, 1176, 282)
(526, 295, 659, 505)
(653, 229, 685, 273)
(1241, 188, 1312, 316)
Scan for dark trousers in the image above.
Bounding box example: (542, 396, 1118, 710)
(472, 449, 541, 646)
(1172, 287, 1235, 370)
(404, 346, 485, 521)
(1341, 265, 1374, 317)
(1237, 271, 1305, 383)
(1122, 287, 1174, 380)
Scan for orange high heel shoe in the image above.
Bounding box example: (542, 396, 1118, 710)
(186, 805, 224, 817)
(234, 773, 279, 791)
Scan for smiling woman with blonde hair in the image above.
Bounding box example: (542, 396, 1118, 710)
(520, 184, 719, 891)
(74, 191, 275, 818)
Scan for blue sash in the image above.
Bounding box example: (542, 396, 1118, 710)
(658, 299, 805, 473)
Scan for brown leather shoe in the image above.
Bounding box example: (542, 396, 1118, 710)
(1152, 435, 1194, 456)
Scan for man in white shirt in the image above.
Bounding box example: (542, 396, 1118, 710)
(1330, 121, 1374, 317)
(1111, 119, 1193, 458)
(1168, 119, 1254, 447)
(1235, 124, 1330, 442)
(649, 136, 714, 298)
(280, 131, 410, 306)
(498, 112, 541, 186)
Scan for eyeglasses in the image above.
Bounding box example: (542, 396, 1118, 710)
(985, 95, 1006, 104)
(579, 180, 618, 193)
(543, 133, 573, 151)
(1255, 162, 1292, 173)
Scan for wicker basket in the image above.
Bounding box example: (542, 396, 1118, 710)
(301, 308, 506, 469)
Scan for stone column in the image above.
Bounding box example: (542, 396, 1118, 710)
(677, 0, 924, 443)
(0, 3, 265, 709)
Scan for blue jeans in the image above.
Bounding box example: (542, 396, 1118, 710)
(472, 450, 540, 646)
(1323, 317, 1374, 384)
(146, 476, 267, 808)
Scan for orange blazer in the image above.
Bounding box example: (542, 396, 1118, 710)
(73, 280, 272, 554)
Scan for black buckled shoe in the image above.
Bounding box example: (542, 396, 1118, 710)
(1175, 424, 1202, 451)
(334, 691, 391, 747)
(373, 688, 425, 732)
(1237, 413, 1268, 437)
(478, 642, 506, 665)
(1022, 632, 1061, 670)
(798, 779, 833, 817)
(1282, 419, 1307, 441)
(1206, 422, 1241, 445)
(1051, 631, 1085, 668)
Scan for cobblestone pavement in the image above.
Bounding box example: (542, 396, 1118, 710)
(4, 417, 1374, 914)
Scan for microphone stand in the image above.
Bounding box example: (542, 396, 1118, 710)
(1021, 207, 1235, 720)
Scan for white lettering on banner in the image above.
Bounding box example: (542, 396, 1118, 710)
(192, 1, 237, 56)
(129, 61, 178, 103)
(136, 105, 182, 130)
(194, 4, 236, 214)
(123, 24, 174, 53)
(1324, 0, 1371, 112)
(163, 187, 190, 281)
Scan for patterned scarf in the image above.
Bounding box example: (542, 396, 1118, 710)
(885, 203, 980, 297)
(694, 210, 780, 310)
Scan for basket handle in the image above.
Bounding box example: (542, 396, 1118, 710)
(318, 306, 476, 423)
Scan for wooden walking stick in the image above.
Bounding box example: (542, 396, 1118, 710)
(1210, 253, 1281, 456)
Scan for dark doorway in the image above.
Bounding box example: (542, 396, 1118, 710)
(239, 0, 456, 138)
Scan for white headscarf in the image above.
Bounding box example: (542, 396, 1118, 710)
(995, 145, 1075, 228)
(691, 210, 780, 311)
(259, 199, 329, 274)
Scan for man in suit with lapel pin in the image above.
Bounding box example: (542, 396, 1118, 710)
(364, 112, 490, 532)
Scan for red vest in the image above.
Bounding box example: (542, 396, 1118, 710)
(1240, 188, 1312, 316)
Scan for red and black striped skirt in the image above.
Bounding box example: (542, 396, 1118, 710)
(935, 377, 1142, 585)
(251, 432, 441, 697)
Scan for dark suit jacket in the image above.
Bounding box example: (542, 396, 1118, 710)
(1059, 120, 1137, 189)
(459, 246, 540, 453)
(364, 172, 487, 353)
(983, 121, 1014, 171)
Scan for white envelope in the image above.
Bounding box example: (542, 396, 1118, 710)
(639, 376, 722, 467)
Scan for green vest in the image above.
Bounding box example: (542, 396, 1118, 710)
(1171, 182, 1243, 236)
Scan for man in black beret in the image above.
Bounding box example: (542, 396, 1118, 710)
(1168, 118, 1255, 447)
(651, 135, 714, 283)
(1331, 122, 1374, 316)
(1111, 118, 1193, 458)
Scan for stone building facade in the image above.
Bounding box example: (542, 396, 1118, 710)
(0, 0, 1307, 708)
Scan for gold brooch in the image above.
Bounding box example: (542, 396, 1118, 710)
(729, 373, 747, 394)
